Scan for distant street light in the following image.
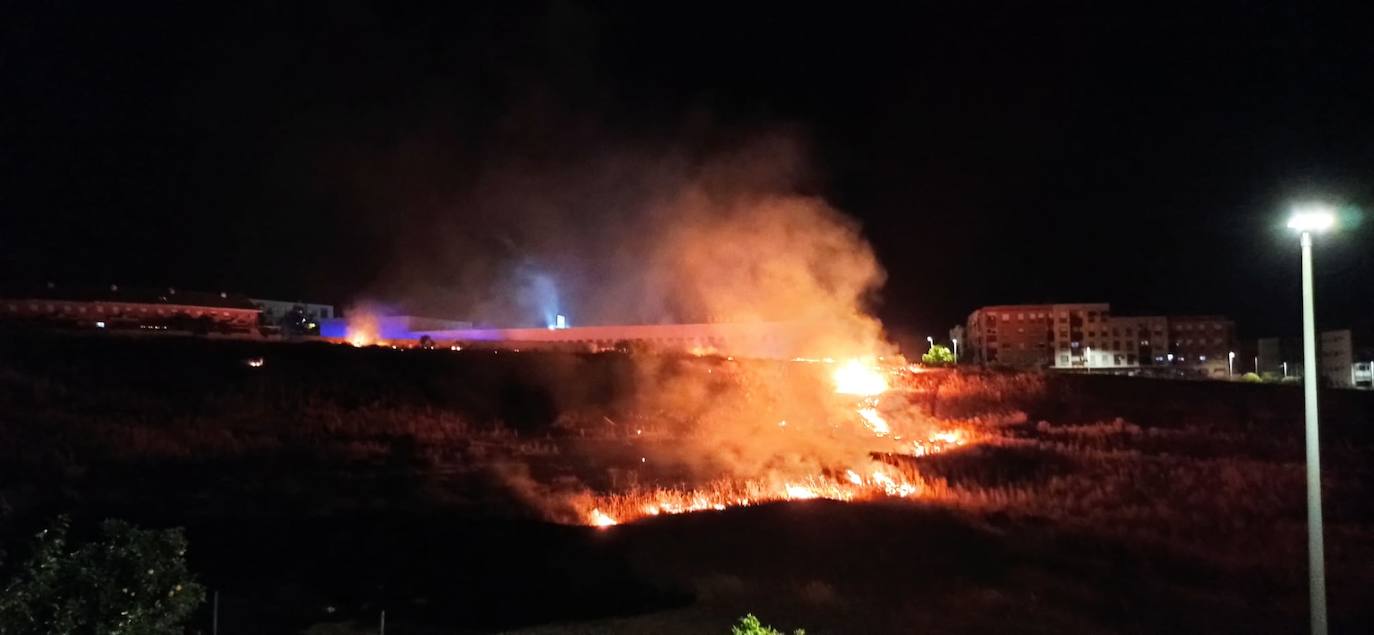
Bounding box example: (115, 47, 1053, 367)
(951, 338, 959, 363)
(1254, 355, 1259, 375)
(926, 336, 934, 351)
(1284, 361, 1289, 378)
(1289, 203, 1336, 635)
(1229, 351, 1236, 378)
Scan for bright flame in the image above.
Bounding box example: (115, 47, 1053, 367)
(344, 310, 381, 348)
(832, 358, 888, 396)
(588, 508, 618, 528)
(857, 407, 890, 436)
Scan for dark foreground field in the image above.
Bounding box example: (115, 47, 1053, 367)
(2, 330, 1373, 633)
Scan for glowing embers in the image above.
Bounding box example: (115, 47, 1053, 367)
(831, 358, 888, 396)
(910, 429, 968, 457)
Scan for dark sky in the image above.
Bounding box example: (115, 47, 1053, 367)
(4, 2, 1372, 339)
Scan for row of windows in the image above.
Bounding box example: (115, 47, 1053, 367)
(3, 302, 239, 318)
(1176, 323, 1226, 331)
(1176, 338, 1226, 346)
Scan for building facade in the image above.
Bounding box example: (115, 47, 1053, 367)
(1, 286, 260, 333)
(1318, 329, 1373, 388)
(965, 303, 1234, 376)
(251, 299, 336, 323)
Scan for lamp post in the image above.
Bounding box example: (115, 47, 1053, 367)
(926, 336, 933, 351)
(1288, 205, 1335, 635)
(952, 338, 959, 363)
(1229, 351, 1235, 378)
(1255, 355, 1259, 375)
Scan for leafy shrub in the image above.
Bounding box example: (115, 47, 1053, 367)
(1240, 372, 1262, 383)
(0, 516, 204, 634)
(922, 344, 955, 366)
(731, 613, 805, 635)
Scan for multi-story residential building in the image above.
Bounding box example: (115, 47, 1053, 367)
(1166, 315, 1236, 376)
(965, 303, 1234, 376)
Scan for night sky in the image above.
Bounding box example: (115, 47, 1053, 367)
(4, 2, 1372, 340)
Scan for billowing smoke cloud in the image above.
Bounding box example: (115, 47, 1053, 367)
(361, 130, 891, 358)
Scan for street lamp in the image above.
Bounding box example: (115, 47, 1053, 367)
(1228, 351, 1235, 378)
(1289, 203, 1336, 635)
(926, 336, 934, 351)
(952, 338, 959, 363)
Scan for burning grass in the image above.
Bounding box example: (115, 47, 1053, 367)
(4, 333, 1374, 632)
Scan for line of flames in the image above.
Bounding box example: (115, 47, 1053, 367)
(584, 427, 967, 527)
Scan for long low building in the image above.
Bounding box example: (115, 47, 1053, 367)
(323, 316, 851, 359)
(1, 286, 261, 333)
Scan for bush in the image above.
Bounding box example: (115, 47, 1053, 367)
(922, 344, 955, 367)
(0, 516, 204, 634)
(731, 613, 805, 635)
(1240, 372, 1262, 383)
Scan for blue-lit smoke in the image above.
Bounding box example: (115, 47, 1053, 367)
(516, 268, 563, 329)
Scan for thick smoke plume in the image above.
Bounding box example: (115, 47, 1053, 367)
(363, 132, 890, 358)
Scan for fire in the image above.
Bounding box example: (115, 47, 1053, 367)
(344, 309, 382, 347)
(571, 355, 974, 528)
(911, 429, 969, 456)
(857, 407, 890, 437)
(831, 358, 888, 396)
(579, 468, 933, 527)
(588, 508, 618, 528)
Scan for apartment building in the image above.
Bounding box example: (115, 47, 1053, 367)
(965, 303, 1233, 376)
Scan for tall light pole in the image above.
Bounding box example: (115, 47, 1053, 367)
(926, 336, 933, 351)
(952, 338, 959, 363)
(1229, 351, 1235, 378)
(1289, 205, 1335, 635)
